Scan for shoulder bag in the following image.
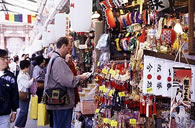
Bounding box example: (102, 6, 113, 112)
(45, 55, 70, 105)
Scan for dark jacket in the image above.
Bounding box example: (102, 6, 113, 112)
(0, 70, 19, 115)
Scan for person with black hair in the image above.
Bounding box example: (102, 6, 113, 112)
(14, 60, 34, 128)
(0, 49, 19, 128)
(21, 54, 26, 61)
(14, 55, 20, 77)
(31, 54, 36, 66)
(32, 55, 46, 103)
(29, 54, 36, 79)
(9, 55, 20, 78)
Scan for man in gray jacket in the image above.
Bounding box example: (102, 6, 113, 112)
(44, 37, 89, 128)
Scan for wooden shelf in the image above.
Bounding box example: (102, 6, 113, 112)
(144, 50, 195, 65)
(188, 0, 195, 54)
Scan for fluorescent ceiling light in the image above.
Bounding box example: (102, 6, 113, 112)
(5, 4, 37, 14)
(5, 0, 37, 7)
(4, 0, 37, 12)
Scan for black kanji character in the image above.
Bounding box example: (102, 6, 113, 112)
(147, 81, 152, 88)
(150, 0, 165, 10)
(167, 83, 171, 90)
(154, 0, 165, 10)
(149, 0, 155, 9)
(169, 69, 171, 76)
(157, 82, 162, 89)
(147, 63, 153, 72)
(157, 64, 161, 72)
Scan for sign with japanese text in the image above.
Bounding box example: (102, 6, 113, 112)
(170, 67, 192, 128)
(162, 60, 174, 97)
(143, 55, 156, 94)
(149, 0, 170, 12)
(153, 58, 164, 95)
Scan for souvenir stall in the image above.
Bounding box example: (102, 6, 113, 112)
(92, 0, 195, 128)
(68, 0, 99, 127)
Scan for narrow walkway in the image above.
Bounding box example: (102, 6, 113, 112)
(10, 109, 50, 128)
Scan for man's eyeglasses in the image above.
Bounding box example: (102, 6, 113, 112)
(0, 56, 9, 61)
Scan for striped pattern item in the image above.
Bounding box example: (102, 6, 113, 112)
(5, 14, 36, 23)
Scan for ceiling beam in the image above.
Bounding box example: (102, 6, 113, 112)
(0, 9, 20, 13)
(1, 0, 8, 14)
(0, 1, 37, 13)
(26, 0, 37, 3)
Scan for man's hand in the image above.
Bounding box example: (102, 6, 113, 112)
(79, 72, 91, 80)
(10, 112, 17, 123)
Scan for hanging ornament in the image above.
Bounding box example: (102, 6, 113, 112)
(70, 0, 92, 32)
(100, 1, 116, 29)
(54, 13, 66, 39)
(160, 29, 176, 45)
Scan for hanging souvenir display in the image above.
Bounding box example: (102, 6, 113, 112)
(89, 0, 195, 128)
(99, 1, 116, 29)
(93, 61, 145, 127)
(160, 28, 177, 45)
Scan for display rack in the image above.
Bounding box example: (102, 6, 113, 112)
(144, 50, 195, 65)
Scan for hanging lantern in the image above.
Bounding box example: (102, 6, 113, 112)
(160, 29, 176, 45)
(42, 31, 49, 47)
(35, 40, 43, 52)
(99, 1, 116, 29)
(55, 13, 66, 40)
(70, 0, 92, 32)
(32, 39, 43, 53)
(47, 24, 56, 44)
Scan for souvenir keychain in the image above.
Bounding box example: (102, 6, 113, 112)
(115, 38, 123, 51)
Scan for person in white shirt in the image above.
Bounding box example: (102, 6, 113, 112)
(14, 60, 34, 128)
(9, 55, 20, 78)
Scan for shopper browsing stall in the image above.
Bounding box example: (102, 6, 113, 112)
(15, 60, 34, 128)
(44, 37, 90, 128)
(32, 55, 46, 103)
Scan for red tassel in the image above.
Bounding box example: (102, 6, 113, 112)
(149, 104, 152, 117)
(140, 96, 143, 114)
(143, 96, 146, 115)
(149, 96, 153, 117)
(144, 103, 146, 115)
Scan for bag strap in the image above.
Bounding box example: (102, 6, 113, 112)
(47, 52, 67, 91)
(48, 56, 59, 81)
